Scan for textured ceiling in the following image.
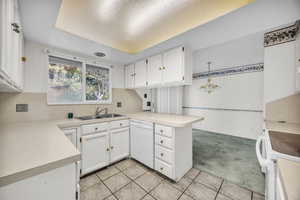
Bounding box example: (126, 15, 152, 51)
(56, 0, 254, 53)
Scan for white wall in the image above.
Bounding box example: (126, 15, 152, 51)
(184, 32, 264, 140)
(23, 40, 124, 93)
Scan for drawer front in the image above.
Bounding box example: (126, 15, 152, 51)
(155, 135, 173, 150)
(155, 159, 173, 178)
(155, 124, 173, 138)
(82, 123, 108, 135)
(110, 120, 129, 130)
(155, 145, 174, 164)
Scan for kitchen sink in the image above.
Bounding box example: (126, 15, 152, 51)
(77, 113, 123, 120)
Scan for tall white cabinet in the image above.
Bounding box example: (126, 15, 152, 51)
(0, 0, 24, 92)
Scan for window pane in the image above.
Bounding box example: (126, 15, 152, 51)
(86, 64, 110, 101)
(48, 56, 83, 104)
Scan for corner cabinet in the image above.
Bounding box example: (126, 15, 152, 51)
(124, 46, 192, 89)
(0, 0, 24, 92)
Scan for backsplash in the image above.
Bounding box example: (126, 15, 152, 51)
(0, 88, 142, 123)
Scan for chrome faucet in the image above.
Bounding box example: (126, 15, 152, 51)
(95, 107, 108, 116)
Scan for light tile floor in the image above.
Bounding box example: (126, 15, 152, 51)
(80, 158, 264, 200)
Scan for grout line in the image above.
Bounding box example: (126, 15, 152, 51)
(214, 179, 224, 200)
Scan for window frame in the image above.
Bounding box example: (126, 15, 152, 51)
(46, 53, 112, 105)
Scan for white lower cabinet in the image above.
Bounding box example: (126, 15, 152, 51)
(81, 132, 110, 175)
(0, 164, 77, 200)
(154, 124, 192, 181)
(110, 127, 129, 163)
(80, 120, 130, 176)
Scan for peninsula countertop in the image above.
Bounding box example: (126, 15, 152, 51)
(127, 112, 204, 127)
(0, 112, 204, 187)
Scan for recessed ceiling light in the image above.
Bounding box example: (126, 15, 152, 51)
(94, 52, 106, 57)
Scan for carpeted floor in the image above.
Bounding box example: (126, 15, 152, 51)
(192, 129, 265, 194)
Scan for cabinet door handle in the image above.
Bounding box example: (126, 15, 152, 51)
(120, 123, 123, 126)
(160, 140, 163, 144)
(160, 167, 164, 171)
(95, 127, 98, 131)
(160, 129, 163, 133)
(13, 28, 20, 34)
(106, 148, 110, 151)
(160, 153, 164, 157)
(162, 66, 166, 70)
(111, 146, 114, 150)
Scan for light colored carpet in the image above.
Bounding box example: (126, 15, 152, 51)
(193, 129, 265, 194)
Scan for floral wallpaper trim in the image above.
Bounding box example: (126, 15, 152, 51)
(193, 63, 264, 80)
(264, 21, 300, 47)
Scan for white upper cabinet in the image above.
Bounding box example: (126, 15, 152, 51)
(163, 47, 184, 85)
(0, 0, 24, 92)
(125, 64, 135, 89)
(148, 54, 163, 87)
(134, 59, 148, 88)
(124, 46, 192, 89)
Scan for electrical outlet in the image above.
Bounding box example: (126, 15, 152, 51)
(117, 102, 122, 107)
(16, 104, 28, 112)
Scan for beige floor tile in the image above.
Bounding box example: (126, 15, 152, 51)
(80, 174, 101, 191)
(135, 171, 163, 192)
(166, 177, 192, 192)
(150, 182, 182, 200)
(123, 164, 147, 180)
(252, 192, 265, 200)
(114, 182, 147, 200)
(142, 194, 156, 200)
(104, 173, 131, 193)
(184, 168, 200, 180)
(104, 195, 117, 200)
(97, 166, 120, 181)
(194, 171, 223, 191)
(80, 182, 112, 200)
(178, 194, 194, 200)
(115, 159, 136, 171)
(220, 181, 252, 200)
(216, 194, 232, 200)
(185, 181, 217, 200)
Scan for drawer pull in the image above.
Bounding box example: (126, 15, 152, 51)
(106, 148, 110, 151)
(111, 146, 114, 150)
(95, 127, 98, 130)
(120, 123, 123, 126)
(160, 167, 164, 171)
(160, 153, 164, 157)
(160, 129, 163, 133)
(160, 140, 163, 144)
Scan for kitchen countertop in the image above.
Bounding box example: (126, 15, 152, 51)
(265, 120, 300, 200)
(127, 112, 204, 127)
(0, 112, 203, 187)
(0, 116, 129, 187)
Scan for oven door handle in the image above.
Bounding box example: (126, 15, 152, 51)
(256, 135, 269, 167)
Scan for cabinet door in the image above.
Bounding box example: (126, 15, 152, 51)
(163, 47, 184, 84)
(148, 54, 163, 86)
(134, 59, 147, 88)
(125, 64, 135, 88)
(81, 132, 109, 175)
(110, 127, 129, 163)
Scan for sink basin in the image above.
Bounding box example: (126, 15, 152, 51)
(77, 113, 123, 120)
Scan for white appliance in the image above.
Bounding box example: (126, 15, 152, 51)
(130, 120, 154, 169)
(256, 130, 276, 200)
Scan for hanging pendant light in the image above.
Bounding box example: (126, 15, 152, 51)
(200, 62, 220, 94)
